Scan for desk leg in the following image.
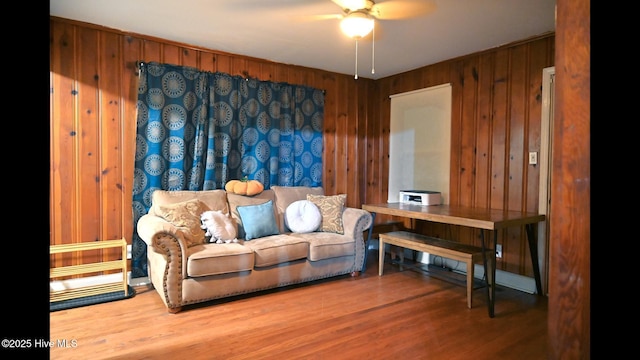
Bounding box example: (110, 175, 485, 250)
(526, 224, 543, 295)
(362, 212, 376, 273)
(480, 230, 497, 318)
(378, 230, 385, 276)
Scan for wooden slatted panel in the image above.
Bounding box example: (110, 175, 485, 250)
(50, 238, 128, 302)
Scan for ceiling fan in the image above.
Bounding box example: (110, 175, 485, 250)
(314, 0, 436, 78)
(242, 0, 436, 78)
(329, 0, 436, 26)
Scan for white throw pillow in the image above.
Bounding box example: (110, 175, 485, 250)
(284, 200, 322, 233)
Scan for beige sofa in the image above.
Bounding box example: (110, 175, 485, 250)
(136, 186, 373, 313)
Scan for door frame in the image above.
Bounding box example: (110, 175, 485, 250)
(538, 66, 555, 295)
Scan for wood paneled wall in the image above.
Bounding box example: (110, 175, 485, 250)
(49, 16, 373, 273)
(49, 16, 553, 282)
(368, 36, 555, 282)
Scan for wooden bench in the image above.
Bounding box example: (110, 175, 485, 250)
(378, 231, 493, 309)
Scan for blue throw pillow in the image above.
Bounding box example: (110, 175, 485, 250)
(236, 200, 280, 240)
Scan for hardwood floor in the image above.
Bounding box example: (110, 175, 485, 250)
(49, 249, 548, 359)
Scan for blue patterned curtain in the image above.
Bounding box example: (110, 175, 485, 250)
(131, 62, 324, 277)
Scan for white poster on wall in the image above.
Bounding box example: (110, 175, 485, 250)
(388, 83, 451, 204)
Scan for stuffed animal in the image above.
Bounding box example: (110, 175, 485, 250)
(200, 210, 238, 244)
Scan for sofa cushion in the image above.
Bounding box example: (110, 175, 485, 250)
(242, 234, 309, 267)
(285, 200, 322, 233)
(186, 243, 255, 277)
(271, 186, 324, 232)
(307, 194, 347, 234)
(289, 232, 355, 261)
(237, 200, 280, 240)
(155, 199, 210, 247)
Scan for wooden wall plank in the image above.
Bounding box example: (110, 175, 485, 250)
(200, 53, 217, 73)
(322, 74, 342, 194)
(490, 48, 509, 211)
(524, 38, 550, 280)
(378, 80, 391, 209)
(448, 61, 463, 209)
(99, 31, 124, 265)
(261, 62, 276, 82)
(475, 53, 494, 210)
(143, 40, 162, 64)
(526, 39, 549, 215)
(321, 71, 337, 196)
(246, 59, 262, 80)
(472, 53, 494, 247)
(459, 57, 479, 244)
(488, 48, 510, 271)
(335, 77, 354, 198)
(77, 26, 102, 267)
(346, 76, 358, 203)
(274, 64, 288, 84)
(181, 47, 198, 68)
(355, 78, 374, 206)
(459, 57, 478, 208)
(50, 21, 78, 270)
(215, 54, 233, 74)
(369, 78, 393, 225)
(122, 35, 143, 273)
(232, 57, 248, 78)
(505, 45, 527, 275)
(507, 46, 528, 212)
(162, 44, 181, 66)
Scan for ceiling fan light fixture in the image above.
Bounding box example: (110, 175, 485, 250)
(340, 11, 374, 38)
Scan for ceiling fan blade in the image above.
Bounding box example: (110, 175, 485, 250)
(234, 0, 326, 9)
(330, 0, 345, 9)
(371, 0, 436, 20)
(294, 13, 344, 22)
(330, 0, 369, 12)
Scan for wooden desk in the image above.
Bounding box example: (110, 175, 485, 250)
(362, 203, 545, 318)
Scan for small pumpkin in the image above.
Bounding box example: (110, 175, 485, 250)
(225, 177, 264, 196)
(233, 180, 248, 195)
(224, 180, 239, 192)
(245, 179, 264, 196)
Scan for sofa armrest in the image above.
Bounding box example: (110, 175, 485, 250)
(342, 207, 373, 238)
(341, 207, 373, 272)
(137, 214, 188, 302)
(137, 214, 187, 247)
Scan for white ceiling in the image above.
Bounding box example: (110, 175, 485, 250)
(50, 0, 556, 80)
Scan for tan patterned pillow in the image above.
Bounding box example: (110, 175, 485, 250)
(156, 199, 210, 247)
(306, 194, 346, 234)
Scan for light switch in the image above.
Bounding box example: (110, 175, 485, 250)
(528, 152, 537, 165)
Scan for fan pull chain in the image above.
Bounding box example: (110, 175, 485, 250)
(371, 21, 375, 75)
(354, 39, 359, 79)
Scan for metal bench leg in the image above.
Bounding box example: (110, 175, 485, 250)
(467, 259, 474, 309)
